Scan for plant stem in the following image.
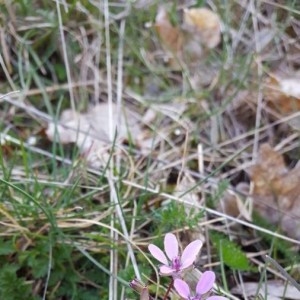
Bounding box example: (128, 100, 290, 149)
(163, 279, 174, 300)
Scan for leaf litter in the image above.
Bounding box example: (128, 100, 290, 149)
(154, 6, 221, 87)
(46, 103, 144, 168)
(219, 143, 300, 240)
(249, 143, 300, 240)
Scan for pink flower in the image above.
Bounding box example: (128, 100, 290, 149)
(148, 233, 202, 277)
(174, 271, 227, 300)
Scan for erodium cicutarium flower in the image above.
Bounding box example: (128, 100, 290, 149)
(148, 233, 202, 278)
(174, 271, 228, 300)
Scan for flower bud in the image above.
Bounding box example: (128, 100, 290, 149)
(129, 278, 150, 300)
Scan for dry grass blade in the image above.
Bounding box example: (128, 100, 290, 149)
(265, 255, 300, 292)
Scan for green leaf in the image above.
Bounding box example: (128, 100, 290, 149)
(0, 240, 15, 255)
(0, 264, 36, 300)
(210, 232, 251, 271)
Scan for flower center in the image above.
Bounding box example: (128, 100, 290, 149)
(189, 295, 202, 300)
(171, 256, 181, 271)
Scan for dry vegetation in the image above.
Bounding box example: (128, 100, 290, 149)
(0, 0, 300, 299)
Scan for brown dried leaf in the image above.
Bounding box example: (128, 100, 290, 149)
(183, 8, 221, 49)
(249, 144, 288, 197)
(279, 78, 300, 98)
(154, 6, 221, 66)
(155, 6, 183, 58)
(248, 143, 300, 239)
(263, 75, 300, 117)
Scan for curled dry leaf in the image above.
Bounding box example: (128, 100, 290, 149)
(182, 8, 221, 49)
(263, 74, 300, 128)
(248, 143, 300, 240)
(46, 103, 142, 169)
(264, 75, 300, 113)
(280, 78, 300, 98)
(155, 6, 221, 66)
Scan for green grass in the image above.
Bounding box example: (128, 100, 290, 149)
(0, 1, 300, 299)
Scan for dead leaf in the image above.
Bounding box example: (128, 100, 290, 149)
(264, 75, 300, 111)
(154, 6, 221, 67)
(279, 78, 300, 98)
(249, 144, 288, 197)
(46, 103, 142, 168)
(183, 8, 221, 49)
(248, 143, 300, 239)
(231, 280, 300, 300)
(155, 6, 183, 65)
(263, 75, 300, 129)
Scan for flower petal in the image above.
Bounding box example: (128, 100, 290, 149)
(148, 244, 168, 265)
(174, 279, 191, 299)
(181, 240, 203, 269)
(159, 265, 175, 275)
(206, 297, 228, 300)
(164, 233, 178, 260)
(196, 271, 215, 295)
